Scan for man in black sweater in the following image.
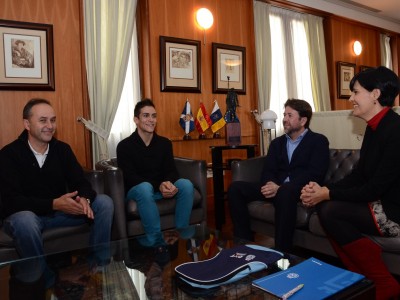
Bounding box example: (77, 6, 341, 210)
(117, 99, 194, 247)
(0, 98, 114, 293)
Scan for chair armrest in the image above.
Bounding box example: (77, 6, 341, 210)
(85, 168, 127, 241)
(95, 158, 118, 171)
(174, 157, 207, 211)
(84, 170, 105, 194)
(104, 168, 128, 240)
(231, 156, 265, 182)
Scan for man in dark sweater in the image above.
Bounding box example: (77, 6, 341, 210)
(117, 99, 194, 247)
(0, 98, 114, 290)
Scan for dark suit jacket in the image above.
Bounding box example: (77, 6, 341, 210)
(260, 129, 330, 190)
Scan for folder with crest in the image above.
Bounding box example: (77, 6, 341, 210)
(252, 257, 365, 299)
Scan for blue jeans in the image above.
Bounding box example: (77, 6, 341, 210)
(126, 178, 194, 247)
(4, 194, 114, 282)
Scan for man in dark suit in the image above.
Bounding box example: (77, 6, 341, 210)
(228, 99, 329, 251)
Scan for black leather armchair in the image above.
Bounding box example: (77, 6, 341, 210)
(0, 170, 125, 263)
(231, 149, 400, 275)
(95, 157, 208, 239)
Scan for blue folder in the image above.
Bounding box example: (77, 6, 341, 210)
(252, 257, 365, 299)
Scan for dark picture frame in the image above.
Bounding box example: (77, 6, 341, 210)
(0, 19, 55, 91)
(337, 61, 355, 99)
(212, 43, 246, 94)
(160, 36, 201, 93)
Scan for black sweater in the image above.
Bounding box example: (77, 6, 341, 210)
(117, 130, 179, 194)
(0, 130, 96, 218)
(328, 109, 400, 224)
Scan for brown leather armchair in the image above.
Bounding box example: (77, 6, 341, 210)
(0, 170, 125, 263)
(95, 157, 208, 239)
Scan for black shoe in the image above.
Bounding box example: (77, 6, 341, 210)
(153, 245, 170, 267)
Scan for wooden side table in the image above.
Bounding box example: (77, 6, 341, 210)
(209, 144, 257, 230)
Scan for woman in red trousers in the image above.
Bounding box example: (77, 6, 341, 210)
(301, 66, 400, 300)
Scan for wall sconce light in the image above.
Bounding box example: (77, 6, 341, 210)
(353, 40, 362, 56)
(196, 8, 213, 45)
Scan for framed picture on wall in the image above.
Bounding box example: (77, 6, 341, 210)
(160, 36, 201, 93)
(0, 19, 55, 91)
(337, 61, 355, 99)
(212, 43, 246, 94)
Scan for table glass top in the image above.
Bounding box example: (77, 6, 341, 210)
(0, 224, 297, 299)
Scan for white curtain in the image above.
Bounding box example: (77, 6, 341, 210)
(253, 1, 272, 113)
(107, 26, 140, 159)
(380, 34, 393, 70)
(83, 0, 137, 164)
(305, 14, 331, 112)
(253, 1, 330, 135)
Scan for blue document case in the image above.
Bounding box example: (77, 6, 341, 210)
(252, 257, 365, 299)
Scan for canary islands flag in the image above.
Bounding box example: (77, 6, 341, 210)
(210, 100, 226, 133)
(179, 100, 195, 134)
(195, 102, 212, 134)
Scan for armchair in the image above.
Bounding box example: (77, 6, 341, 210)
(0, 170, 125, 263)
(95, 157, 208, 238)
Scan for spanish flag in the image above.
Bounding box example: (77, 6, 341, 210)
(195, 102, 212, 134)
(210, 100, 226, 133)
(201, 234, 218, 259)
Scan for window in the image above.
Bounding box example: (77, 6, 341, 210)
(269, 8, 315, 134)
(253, 2, 330, 136)
(107, 23, 141, 158)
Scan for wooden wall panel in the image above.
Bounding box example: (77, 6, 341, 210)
(325, 17, 383, 110)
(1, 0, 399, 167)
(0, 0, 89, 167)
(144, 0, 259, 163)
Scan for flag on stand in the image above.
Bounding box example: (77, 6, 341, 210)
(179, 100, 195, 134)
(210, 100, 226, 133)
(195, 102, 212, 134)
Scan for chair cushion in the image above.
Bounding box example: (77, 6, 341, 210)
(0, 229, 13, 247)
(308, 212, 327, 237)
(308, 212, 400, 254)
(126, 188, 202, 219)
(247, 201, 312, 228)
(0, 224, 90, 248)
(367, 235, 400, 253)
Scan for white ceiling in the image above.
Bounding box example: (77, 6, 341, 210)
(335, 0, 400, 24)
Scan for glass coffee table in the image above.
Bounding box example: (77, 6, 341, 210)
(0, 224, 374, 299)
